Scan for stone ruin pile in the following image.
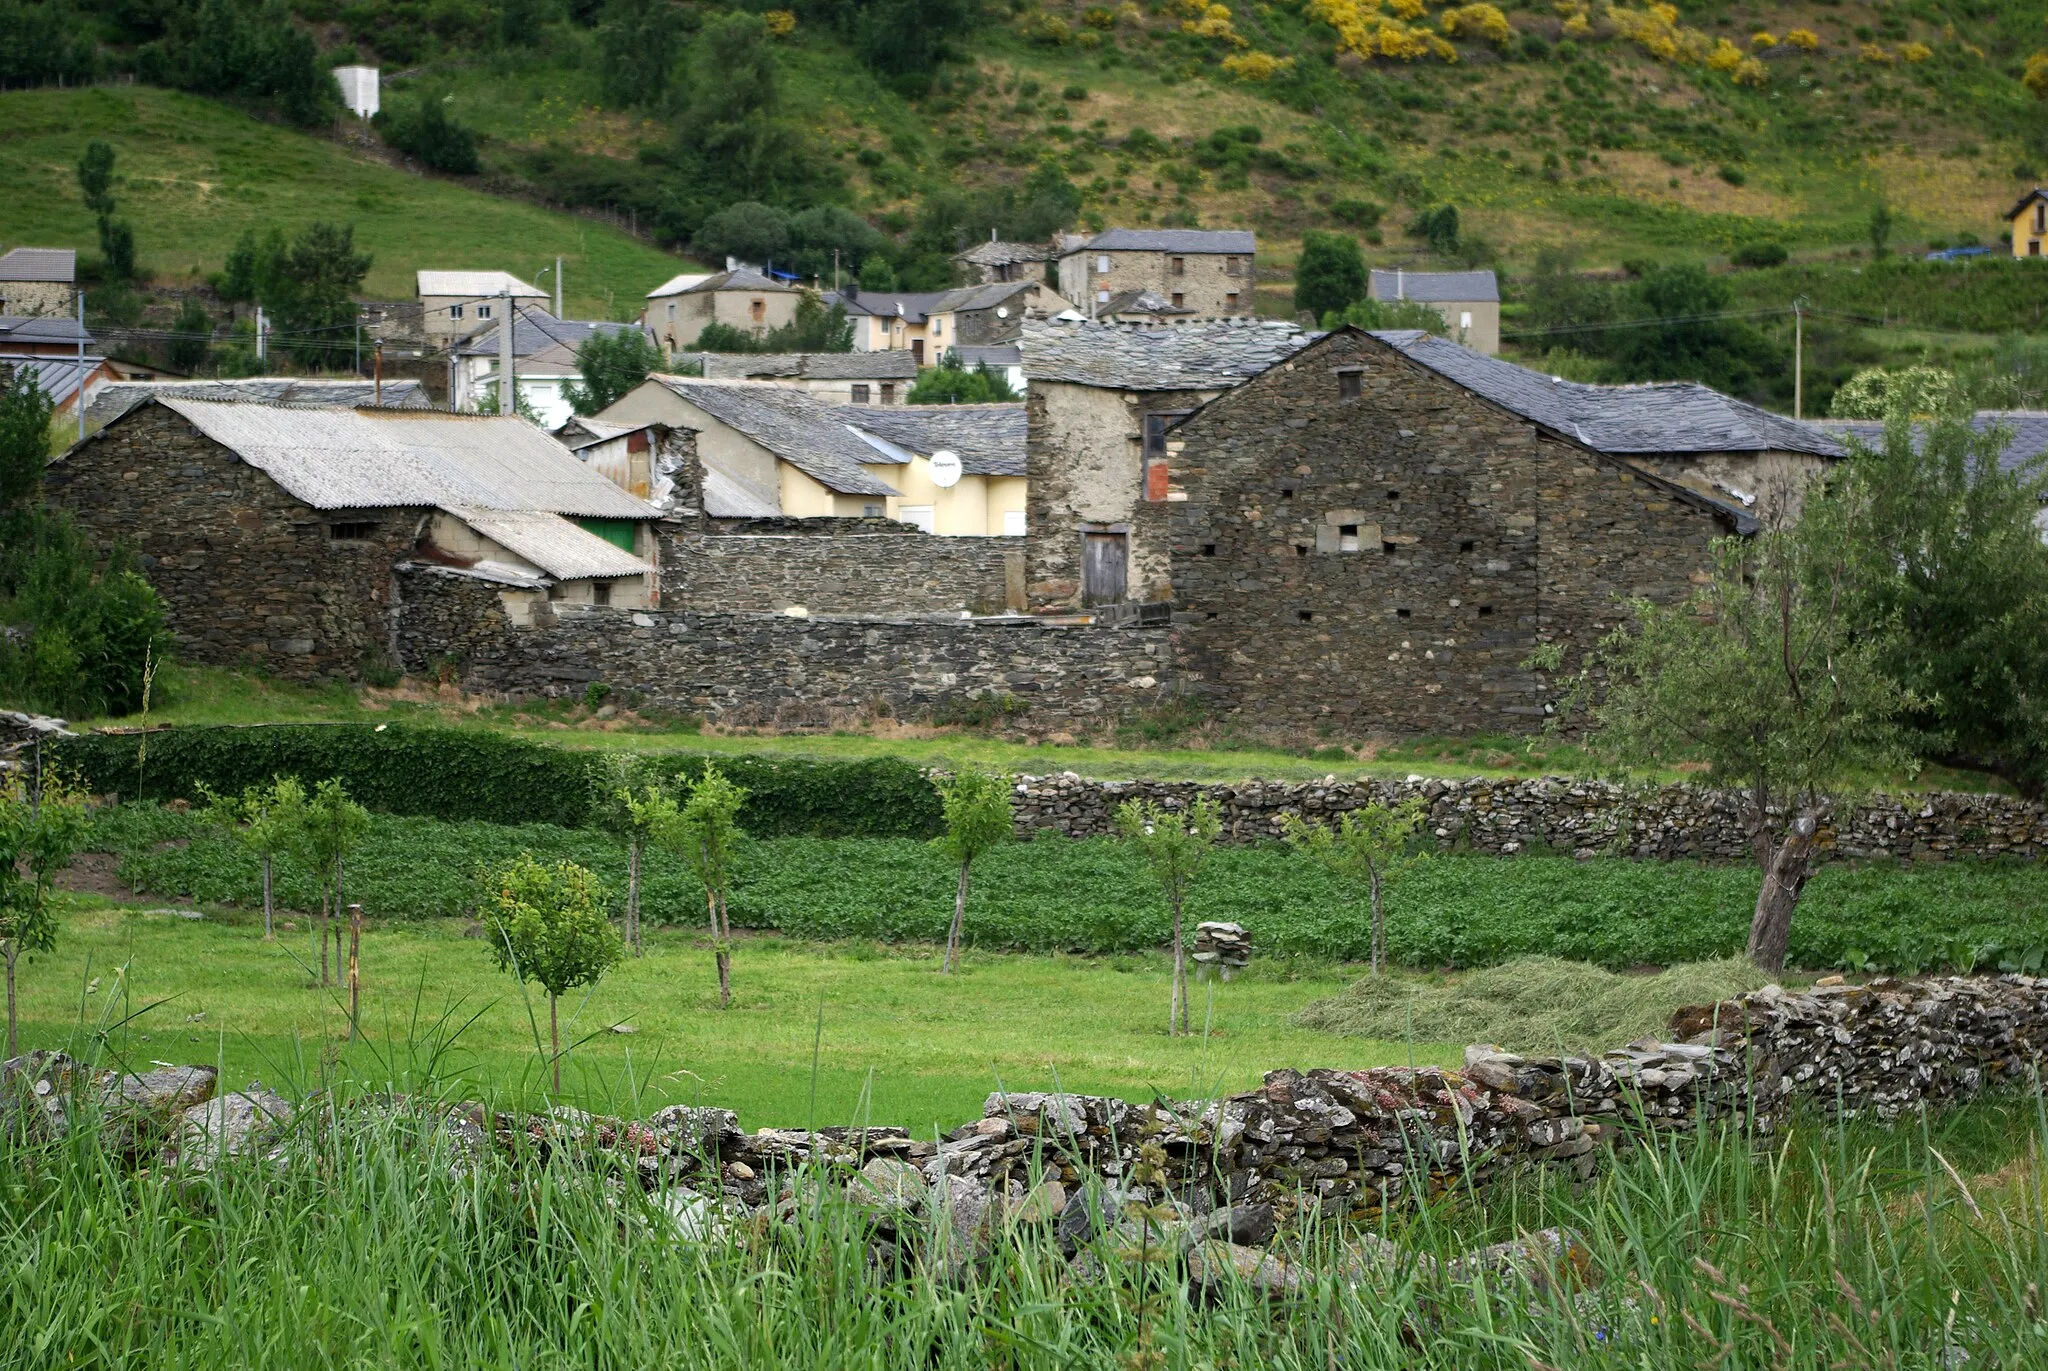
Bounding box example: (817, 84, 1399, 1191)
(5, 974, 2044, 1294)
(1192, 921, 1251, 980)
(0, 710, 72, 778)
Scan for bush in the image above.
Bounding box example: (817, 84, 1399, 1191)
(376, 92, 482, 175)
(1730, 241, 1788, 268)
(51, 725, 943, 836)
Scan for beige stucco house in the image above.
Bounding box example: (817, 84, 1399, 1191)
(415, 270, 549, 346)
(645, 268, 800, 354)
(832, 281, 1055, 363)
(1056, 230, 1256, 320)
(1367, 269, 1501, 355)
(691, 350, 919, 404)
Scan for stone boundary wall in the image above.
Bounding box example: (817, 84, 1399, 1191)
(393, 567, 1171, 729)
(1009, 773, 2047, 863)
(658, 527, 1018, 616)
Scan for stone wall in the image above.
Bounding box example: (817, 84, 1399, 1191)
(43, 403, 425, 681)
(1145, 331, 1741, 736)
(658, 524, 1019, 615)
(1007, 772, 2047, 862)
(394, 567, 1171, 727)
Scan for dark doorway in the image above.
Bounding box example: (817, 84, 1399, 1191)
(911, 339, 925, 366)
(1081, 531, 1128, 606)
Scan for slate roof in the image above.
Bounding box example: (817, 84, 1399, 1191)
(85, 377, 432, 426)
(6, 356, 107, 408)
(696, 351, 918, 381)
(955, 240, 1054, 265)
(2004, 187, 2048, 220)
(949, 344, 1023, 369)
(0, 248, 76, 283)
(1073, 229, 1256, 255)
(1374, 331, 1844, 458)
(647, 376, 899, 497)
(0, 315, 95, 348)
(455, 307, 651, 360)
(553, 416, 641, 452)
(1020, 318, 1309, 390)
(842, 404, 1026, 477)
(832, 281, 1037, 322)
(1813, 412, 2048, 502)
(1368, 269, 1500, 304)
(671, 267, 797, 296)
(415, 270, 547, 299)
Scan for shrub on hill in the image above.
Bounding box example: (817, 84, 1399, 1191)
(377, 91, 482, 176)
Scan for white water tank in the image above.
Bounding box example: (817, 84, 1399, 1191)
(333, 66, 380, 119)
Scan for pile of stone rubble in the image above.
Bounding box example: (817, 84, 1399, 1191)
(6, 973, 2043, 1294)
(1192, 921, 1251, 980)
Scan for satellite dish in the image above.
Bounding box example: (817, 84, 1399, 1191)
(996, 306, 1009, 319)
(929, 450, 963, 488)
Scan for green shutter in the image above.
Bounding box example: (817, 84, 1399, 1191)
(575, 518, 639, 553)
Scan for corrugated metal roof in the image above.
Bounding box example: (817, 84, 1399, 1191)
(7, 356, 106, 407)
(1368, 269, 1500, 304)
(0, 248, 76, 283)
(449, 507, 652, 580)
(153, 399, 658, 517)
(647, 272, 715, 299)
(416, 270, 547, 298)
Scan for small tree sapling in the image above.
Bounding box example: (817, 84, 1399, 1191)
(198, 777, 308, 941)
(932, 768, 1014, 973)
(1281, 799, 1427, 978)
(298, 779, 370, 987)
(1115, 795, 1221, 1037)
(482, 854, 622, 1093)
(665, 764, 748, 1009)
(0, 773, 90, 1057)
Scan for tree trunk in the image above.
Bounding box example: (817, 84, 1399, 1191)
(318, 890, 330, 987)
(549, 993, 561, 1094)
(714, 891, 732, 1009)
(1368, 867, 1385, 979)
(261, 853, 275, 941)
(1169, 891, 1187, 1037)
(627, 836, 643, 956)
(944, 856, 972, 973)
(1747, 813, 1818, 973)
(346, 903, 362, 1038)
(4, 942, 16, 1059)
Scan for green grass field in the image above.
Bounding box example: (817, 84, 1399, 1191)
(19, 900, 1399, 1129)
(0, 86, 687, 310)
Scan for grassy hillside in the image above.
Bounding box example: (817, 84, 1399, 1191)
(0, 85, 687, 312)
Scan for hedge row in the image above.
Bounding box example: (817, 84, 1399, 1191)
(51, 725, 941, 839)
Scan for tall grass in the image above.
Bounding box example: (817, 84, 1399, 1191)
(6, 1030, 2046, 1369)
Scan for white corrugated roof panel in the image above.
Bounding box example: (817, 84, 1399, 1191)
(450, 507, 652, 580)
(416, 270, 547, 299)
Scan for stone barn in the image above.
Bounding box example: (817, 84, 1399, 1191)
(1141, 327, 1762, 736)
(44, 398, 660, 681)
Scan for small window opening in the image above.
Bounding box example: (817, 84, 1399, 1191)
(851, 384, 871, 403)
(1295, 544, 1308, 556)
(1205, 610, 1219, 620)
(1297, 610, 1314, 623)
(1339, 523, 1360, 553)
(1396, 607, 1412, 619)
(1460, 539, 1476, 553)
(592, 581, 613, 607)
(862, 503, 884, 517)
(1381, 540, 1397, 554)
(1386, 489, 1400, 501)
(1200, 543, 1217, 557)
(1337, 371, 1361, 401)
(1479, 604, 1494, 617)
(1280, 487, 1295, 501)
(328, 521, 375, 541)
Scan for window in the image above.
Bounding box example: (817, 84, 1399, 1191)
(1200, 543, 1217, 556)
(1460, 539, 1476, 553)
(880, 383, 896, 404)
(1280, 486, 1294, 501)
(1382, 540, 1397, 554)
(862, 503, 884, 517)
(1297, 610, 1314, 623)
(1145, 460, 1170, 501)
(667, 303, 677, 320)
(1225, 292, 1239, 312)
(1097, 289, 1111, 304)
(1479, 605, 1494, 616)
(1338, 370, 1361, 400)
(1339, 524, 1360, 553)
(328, 521, 375, 541)
(750, 298, 766, 322)
(1294, 543, 1308, 556)
(1386, 489, 1400, 501)
(1096, 254, 1111, 273)
(932, 318, 943, 337)
(1003, 510, 1027, 536)
(1395, 607, 1411, 619)
(449, 304, 464, 321)
(851, 384, 871, 403)
(1171, 256, 1185, 276)
(2036, 203, 2045, 232)
(1171, 292, 1185, 309)
(1226, 256, 1242, 277)
(592, 581, 612, 607)
(477, 303, 492, 320)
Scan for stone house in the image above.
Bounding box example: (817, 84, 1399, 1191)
(43, 399, 660, 679)
(953, 237, 1055, 285)
(691, 350, 919, 404)
(645, 267, 800, 354)
(414, 270, 548, 346)
(1376, 331, 1844, 524)
(832, 281, 1055, 363)
(1019, 319, 1307, 610)
(452, 305, 656, 426)
(1367, 269, 1501, 355)
(1137, 327, 1759, 736)
(0, 248, 77, 319)
(1056, 230, 1257, 320)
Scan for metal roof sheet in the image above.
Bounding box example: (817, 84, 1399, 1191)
(7, 356, 105, 407)
(416, 270, 547, 298)
(449, 507, 652, 580)
(0, 315, 94, 347)
(1368, 269, 1500, 304)
(0, 248, 76, 283)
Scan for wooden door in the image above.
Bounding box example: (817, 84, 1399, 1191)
(1081, 532, 1127, 607)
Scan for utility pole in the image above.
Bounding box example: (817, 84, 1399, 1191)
(554, 255, 563, 318)
(354, 317, 362, 376)
(497, 288, 515, 417)
(1792, 297, 1806, 421)
(373, 340, 384, 407)
(833, 247, 840, 293)
(256, 304, 266, 364)
(76, 290, 86, 442)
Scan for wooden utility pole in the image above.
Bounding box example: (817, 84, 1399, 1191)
(497, 288, 515, 416)
(373, 341, 383, 407)
(1792, 297, 1806, 420)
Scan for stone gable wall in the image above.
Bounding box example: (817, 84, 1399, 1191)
(394, 567, 1171, 727)
(42, 404, 423, 680)
(657, 526, 1017, 615)
(1146, 331, 1734, 736)
(1006, 772, 2047, 862)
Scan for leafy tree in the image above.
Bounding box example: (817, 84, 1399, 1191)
(1280, 800, 1427, 978)
(0, 366, 54, 512)
(1827, 366, 1966, 420)
(1868, 202, 1895, 257)
(1409, 204, 1460, 255)
(932, 768, 1012, 973)
(586, 753, 673, 953)
(166, 298, 214, 374)
(198, 776, 307, 940)
(692, 322, 763, 354)
(297, 778, 369, 988)
(217, 226, 284, 305)
(0, 772, 90, 1056)
(679, 12, 819, 206)
(565, 328, 665, 415)
(788, 205, 892, 281)
(761, 293, 854, 353)
(665, 764, 748, 1008)
(483, 854, 622, 1092)
(1521, 246, 1621, 342)
(266, 222, 372, 369)
(1294, 230, 1367, 321)
(0, 498, 171, 720)
(1546, 530, 1912, 972)
(75, 141, 136, 280)
(1321, 297, 1449, 335)
(596, 0, 688, 108)
(497, 0, 559, 46)
(1115, 795, 1221, 1036)
(1817, 412, 2048, 797)
(856, 255, 899, 291)
(1607, 263, 1781, 395)
(377, 91, 481, 176)
(0, 0, 98, 87)
(908, 359, 1017, 404)
(695, 201, 793, 268)
(141, 0, 336, 127)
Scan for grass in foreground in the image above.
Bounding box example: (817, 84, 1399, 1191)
(5, 1066, 2044, 1369)
(18, 901, 1405, 1129)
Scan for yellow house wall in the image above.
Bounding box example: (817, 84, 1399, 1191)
(595, 384, 785, 510)
(2011, 204, 2048, 258)
(862, 458, 1027, 536)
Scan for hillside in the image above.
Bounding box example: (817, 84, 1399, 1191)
(5, 0, 2048, 409)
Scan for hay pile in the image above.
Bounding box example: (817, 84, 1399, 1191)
(1293, 957, 1777, 1055)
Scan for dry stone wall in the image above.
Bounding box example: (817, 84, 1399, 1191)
(658, 524, 1018, 615)
(1008, 772, 2047, 862)
(394, 567, 1171, 728)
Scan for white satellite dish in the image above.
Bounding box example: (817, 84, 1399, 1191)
(996, 306, 1009, 319)
(929, 450, 963, 488)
